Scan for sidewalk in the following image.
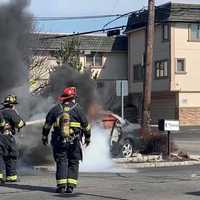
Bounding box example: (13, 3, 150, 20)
(32, 154, 200, 172)
(113, 154, 200, 169)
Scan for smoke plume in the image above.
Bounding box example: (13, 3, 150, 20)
(19, 64, 100, 166)
(43, 64, 98, 111)
(0, 0, 53, 166)
(0, 0, 32, 98)
(80, 124, 113, 172)
(0, 0, 114, 170)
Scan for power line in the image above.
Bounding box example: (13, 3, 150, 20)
(38, 5, 179, 40)
(39, 25, 126, 40)
(33, 14, 122, 21)
(103, 11, 134, 28)
(33, 9, 140, 22)
(102, 7, 147, 29)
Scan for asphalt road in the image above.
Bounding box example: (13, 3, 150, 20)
(172, 127, 200, 154)
(1, 166, 200, 200)
(1, 127, 200, 200)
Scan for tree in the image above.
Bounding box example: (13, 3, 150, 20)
(29, 55, 54, 94)
(28, 35, 84, 94)
(55, 37, 83, 72)
(28, 33, 55, 94)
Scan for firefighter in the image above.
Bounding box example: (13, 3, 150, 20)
(0, 95, 25, 183)
(42, 87, 91, 194)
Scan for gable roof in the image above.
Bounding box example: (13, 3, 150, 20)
(31, 33, 128, 53)
(125, 3, 200, 32)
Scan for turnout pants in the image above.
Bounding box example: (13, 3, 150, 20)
(0, 134, 18, 181)
(51, 137, 82, 188)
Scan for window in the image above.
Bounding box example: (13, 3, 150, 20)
(189, 24, 200, 41)
(86, 55, 93, 66)
(155, 60, 168, 79)
(133, 64, 144, 81)
(176, 58, 186, 73)
(163, 24, 169, 41)
(94, 54, 102, 66)
(86, 53, 102, 67)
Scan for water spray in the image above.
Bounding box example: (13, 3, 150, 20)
(25, 119, 45, 126)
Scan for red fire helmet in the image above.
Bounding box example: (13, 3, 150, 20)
(57, 87, 77, 101)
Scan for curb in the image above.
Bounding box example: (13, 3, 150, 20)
(32, 160, 200, 172)
(114, 160, 200, 169)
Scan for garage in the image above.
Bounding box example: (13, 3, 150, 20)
(150, 95, 177, 124)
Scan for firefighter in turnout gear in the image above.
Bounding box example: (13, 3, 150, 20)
(42, 87, 91, 193)
(0, 95, 25, 183)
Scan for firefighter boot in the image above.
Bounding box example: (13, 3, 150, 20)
(6, 175, 19, 183)
(56, 186, 66, 194)
(65, 186, 74, 193)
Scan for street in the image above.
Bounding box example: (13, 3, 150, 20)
(1, 166, 200, 200)
(1, 128, 200, 200)
(173, 127, 200, 154)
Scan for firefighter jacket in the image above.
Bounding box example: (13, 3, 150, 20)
(0, 107, 25, 135)
(42, 102, 91, 140)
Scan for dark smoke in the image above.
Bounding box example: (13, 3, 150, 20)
(0, 0, 51, 166)
(19, 65, 98, 166)
(0, 0, 32, 98)
(43, 64, 98, 111)
(0, 0, 100, 166)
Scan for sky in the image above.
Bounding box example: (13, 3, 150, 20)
(0, 0, 200, 33)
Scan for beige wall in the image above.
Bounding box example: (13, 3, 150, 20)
(179, 92, 200, 108)
(128, 24, 170, 94)
(171, 23, 200, 92)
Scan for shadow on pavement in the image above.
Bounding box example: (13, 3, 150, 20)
(1, 184, 128, 200)
(185, 191, 200, 196)
(54, 192, 128, 200)
(0, 183, 55, 193)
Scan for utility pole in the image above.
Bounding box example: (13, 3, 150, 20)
(142, 0, 155, 135)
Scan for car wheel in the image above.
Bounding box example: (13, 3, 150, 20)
(121, 139, 134, 158)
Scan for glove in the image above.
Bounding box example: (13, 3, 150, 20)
(42, 135, 48, 145)
(84, 137, 91, 147)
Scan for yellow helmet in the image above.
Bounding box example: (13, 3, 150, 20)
(2, 95, 18, 105)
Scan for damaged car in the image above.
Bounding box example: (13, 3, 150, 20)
(102, 113, 161, 158)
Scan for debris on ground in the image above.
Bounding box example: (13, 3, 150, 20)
(113, 154, 163, 163)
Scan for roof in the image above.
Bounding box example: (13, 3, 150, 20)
(125, 3, 200, 32)
(30, 33, 128, 53)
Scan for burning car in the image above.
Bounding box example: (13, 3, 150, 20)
(102, 113, 145, 158)
(102, 113, 166, 158)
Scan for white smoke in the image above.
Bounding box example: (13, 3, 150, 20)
(80, 124, 138, 173)
(80, 124, 113, 172)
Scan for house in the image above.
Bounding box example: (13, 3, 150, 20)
(30, 33, 128, 114)
(125, 3, 200, 126)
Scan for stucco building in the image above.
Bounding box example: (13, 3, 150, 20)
(126, 3, 200, 126)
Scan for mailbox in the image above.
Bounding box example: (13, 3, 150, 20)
(158, 119, 180, 132)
